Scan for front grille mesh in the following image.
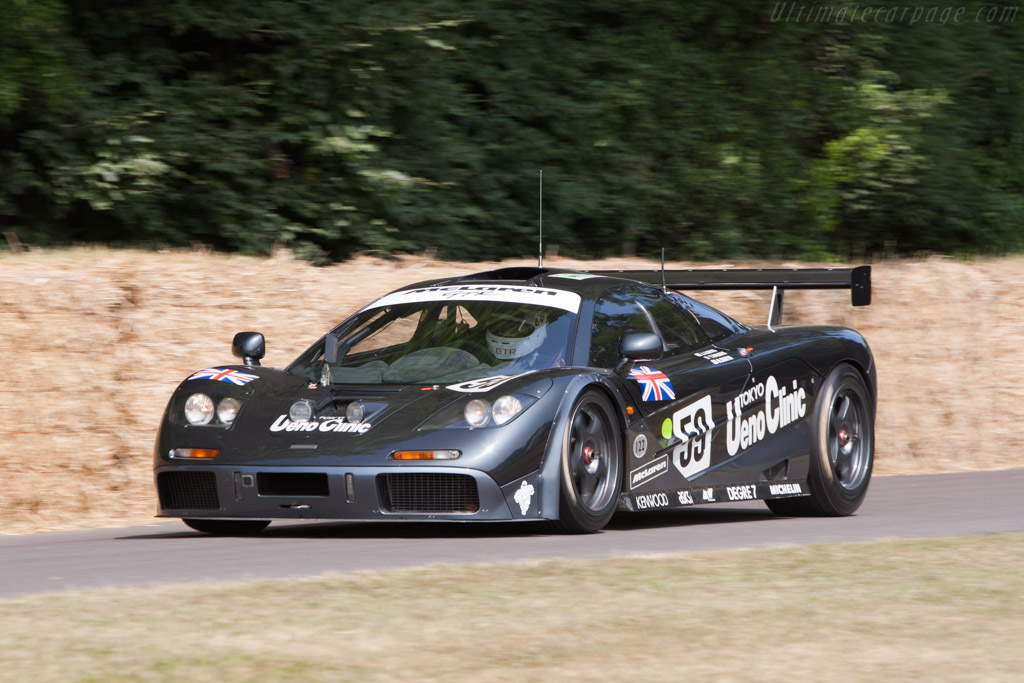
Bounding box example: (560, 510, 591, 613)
(380, 473, 479, 513)
(158, 471, 220, 510)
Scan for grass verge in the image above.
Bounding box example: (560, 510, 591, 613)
(1, 534, 1022, 681)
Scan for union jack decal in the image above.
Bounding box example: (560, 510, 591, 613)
(629, 366, 676, 401)
(188, 367, 259, 386)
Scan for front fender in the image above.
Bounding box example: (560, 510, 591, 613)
(534, 370, 631, 520)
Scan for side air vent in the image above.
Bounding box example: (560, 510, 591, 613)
(158, 471, 220, 510)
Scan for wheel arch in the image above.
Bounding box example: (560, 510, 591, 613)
(826, 357, 877, 412)
(535, 372, 629, 521)
(787, 359, 876, 516)
(586, 380, 631, 433)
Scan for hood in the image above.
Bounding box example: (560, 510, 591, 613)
(158, 365, 567, 466)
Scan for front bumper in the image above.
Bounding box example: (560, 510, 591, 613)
(154, 464, 532, 522)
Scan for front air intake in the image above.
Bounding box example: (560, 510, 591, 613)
(379, 473, 479, 513)
(158, 471, 220, 510)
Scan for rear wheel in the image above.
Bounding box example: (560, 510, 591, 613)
(766, 363, 874, 516)
(554, 390, 623, 533)
(182, 519, 271, 535)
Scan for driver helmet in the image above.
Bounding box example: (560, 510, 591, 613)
(486, 310, 548, 360)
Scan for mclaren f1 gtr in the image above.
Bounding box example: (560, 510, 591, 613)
(154, 265, 875, 534)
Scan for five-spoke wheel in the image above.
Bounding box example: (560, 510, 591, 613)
(555, 390, 622, 533)
(829, 385, 871, 494)
(766, 363, 874, 516)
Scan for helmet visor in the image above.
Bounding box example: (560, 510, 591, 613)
(488, 312, 537, 338)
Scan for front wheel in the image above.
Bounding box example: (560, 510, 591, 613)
(554, 390, 623, 533)
(766, 363, 874, 517)
(182, 519, 271, 535)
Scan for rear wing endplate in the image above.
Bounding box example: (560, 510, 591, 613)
(588, 266, 871, 330)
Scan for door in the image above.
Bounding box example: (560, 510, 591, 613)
(589, 285, 751, 488)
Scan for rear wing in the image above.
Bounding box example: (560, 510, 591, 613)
(588, 266, 871, 329)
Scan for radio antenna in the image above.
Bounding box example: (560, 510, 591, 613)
(661, 247, 667, 291)
(538, 170, 543, 268)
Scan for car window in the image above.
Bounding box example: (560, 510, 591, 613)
(683, 299, 741, 342)
(348, 309, 419, 354)
(589, 286, 657, 368)
(289, 300, 576, 385)
(637, 293, 709, 354)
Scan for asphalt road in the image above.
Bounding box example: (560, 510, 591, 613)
(2, 469, 1022, 600)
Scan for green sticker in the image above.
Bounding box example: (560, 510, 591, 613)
(661, 418, 673, 440)
(550, 273, 599, 280)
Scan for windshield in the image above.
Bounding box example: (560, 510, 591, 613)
(289, 299, 578, 385)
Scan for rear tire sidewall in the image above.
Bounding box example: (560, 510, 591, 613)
(556, 390, 622, 533)
(808, 364, 874, 515)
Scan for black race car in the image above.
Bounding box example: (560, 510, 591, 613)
(154, 265, 875, 534)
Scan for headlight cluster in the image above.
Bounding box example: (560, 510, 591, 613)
(286, 400, 365, 424)
(184, 393, 242, 426)
(415, 378, 551, 431)
(288, 399, 314, 422)
(346, 400, 365, 424)
(464, 394, 529, 428)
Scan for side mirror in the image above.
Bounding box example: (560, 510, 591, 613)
(232, 332, 265, 367)
(614, 333, 664, 377)
(324, 332, 339, 364)
(620, 333, 664, 361)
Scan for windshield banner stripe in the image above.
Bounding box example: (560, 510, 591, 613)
(361, 285, 581, 313)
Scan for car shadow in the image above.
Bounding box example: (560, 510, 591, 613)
(118, 503, 778, 541)
(608, 504, 776, 531)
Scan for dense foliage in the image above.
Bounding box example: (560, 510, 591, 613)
(1, 1, 1021, 260)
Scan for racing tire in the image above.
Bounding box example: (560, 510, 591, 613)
(554, 390, 623, 533)
(182, 519, 271, 535)
(766, 363, 874, 517)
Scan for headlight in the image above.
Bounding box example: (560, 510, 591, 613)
(289, 399, 314, 422)
(346, 401, 365, 424)
(464, 399, 491, 428)
(416, 379, 552, 431)
(217, 397, 242, 425)
(491, 394, 524, 426)
(184, 393, 215, 425)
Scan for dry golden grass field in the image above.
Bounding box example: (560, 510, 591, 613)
(1, 248, 1021, 534)
(3, 534, 1023, 681)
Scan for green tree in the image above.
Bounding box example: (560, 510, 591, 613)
(0, 0, 74, 117)
(0, 0, 1021, 260)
